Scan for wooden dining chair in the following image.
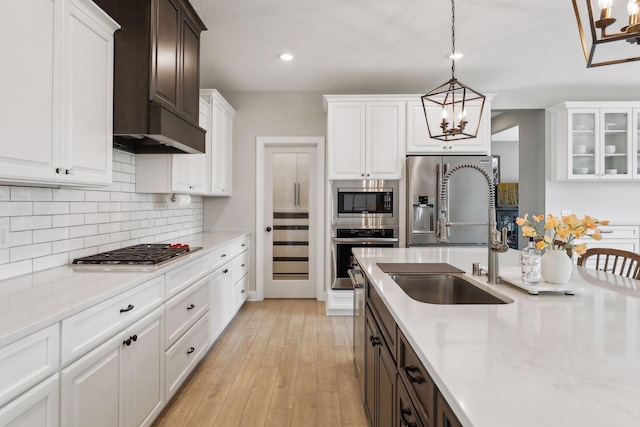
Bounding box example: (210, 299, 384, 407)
(577, 248, 640, 280)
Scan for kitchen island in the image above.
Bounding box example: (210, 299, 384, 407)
(354, 246, 640, 427)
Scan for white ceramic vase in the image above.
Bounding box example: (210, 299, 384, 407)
(541, 249, 573, 284)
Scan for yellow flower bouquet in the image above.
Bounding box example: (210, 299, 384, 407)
(515, 213, 609, 256)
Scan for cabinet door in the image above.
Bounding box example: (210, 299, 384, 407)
(0, 0, 59, 184)
(446, 102, 490, 154)
(378, 339, 395, 427)
(123, 307, 164, 427)
(0, 374, 59, 427)
(209, 266, 230, 342)
(60, 332, 125, 427)
(61, 0, 115, 185)
(634, 109, 640, 178)
(151, 0, 180, 111)
(364, 310, 377, 426)
(328, 102, 366, 179)
(171, 155, 194, 192)
(567, 109, 599, 179)
(436, 391, 463, 427)
(210, 102, 233, 195)
(179, 11, 201, 125)
(600, 108, 632, 179)
(366, 102, 405, 179)
(406, 101, 443, 153)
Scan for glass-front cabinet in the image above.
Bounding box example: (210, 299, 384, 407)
(568, 108, 632, 179)
(635, 109, 640, 178)
(548, 102, 639, 181)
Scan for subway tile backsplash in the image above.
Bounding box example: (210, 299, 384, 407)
(0, 149, 204, 281)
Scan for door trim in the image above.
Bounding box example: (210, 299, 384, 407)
(256, 136, 325, 301)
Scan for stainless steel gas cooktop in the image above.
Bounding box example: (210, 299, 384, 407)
(72, 243, 196, 266)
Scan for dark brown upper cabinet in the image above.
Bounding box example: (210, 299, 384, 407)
(95, 0, 207, 154)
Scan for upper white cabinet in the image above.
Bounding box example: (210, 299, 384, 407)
(325, 96, 406, 180)
(406, 96, 493, 154)
(135, 153, 206, 195)
(547, 102, 640, 181)
(0, 0, 119, 187)
(200, 89, 236, 196)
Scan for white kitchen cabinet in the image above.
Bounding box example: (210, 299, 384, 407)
(233, 275, 249, 312)
(200, 89, 236, 196)
(136, 153, 207, 195)
(407, 97, 493, 154)
(575, 225, 640, 259)
(547, 102, 640, 181)
(208, 265, 231, 343)
(0, 0, 119, 187)
(634, 109, 640, 179)
(0, 374, 59, 427)
(326, 98, 405, 180)
(61, 306, 164, 427)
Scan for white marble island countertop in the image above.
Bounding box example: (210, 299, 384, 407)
(353, 247, 640, 427)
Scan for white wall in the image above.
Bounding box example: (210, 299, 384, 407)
(203, 91, 327, 292)
(0, 149, 204, 281)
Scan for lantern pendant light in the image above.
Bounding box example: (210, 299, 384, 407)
(572, 0, 640, 67)
(421, 0, 486, 142)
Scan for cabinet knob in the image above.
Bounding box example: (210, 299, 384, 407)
(131, 334, 137, 342)
(66, 168, 74, 175)
(56, 167, 63, 174)
(361, 173, 365, 177)
(223, 269, 229, 274)
(366, 173, 370, 177)
(123, 338, 131, 346)
(266, 227, 272, 232)
(241, 289, 245, 293)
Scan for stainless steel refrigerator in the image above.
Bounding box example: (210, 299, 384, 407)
(406, 155, 493, 246)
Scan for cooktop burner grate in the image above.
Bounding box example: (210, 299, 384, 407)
(72, 244, 191, 265)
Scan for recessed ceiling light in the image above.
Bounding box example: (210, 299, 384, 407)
(279, 53, 294, 61)
(449, 52, 463, 60)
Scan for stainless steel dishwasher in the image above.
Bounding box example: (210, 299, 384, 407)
(348, 265, 366, 401)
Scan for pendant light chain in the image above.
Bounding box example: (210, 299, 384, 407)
(450, 0, 456, 80)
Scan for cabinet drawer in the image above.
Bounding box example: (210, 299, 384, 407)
(234, 236, 250, 254)
(0, 324, 60, 407)
(397, 376, 424, 427)
(597, 225, 639, 239)
(0, 373, 59, 427)
(398, 330, 435, 427)
(367, 282, 396, 353)
(232, 251, 250, 283)
(165, 276, 209, 348)
(61, 276, 164, 365)
(209, 244, 235, 271)
(165, 312, 209, 400)
(165, 256, 209, 299)
(233, 275, 248, 308)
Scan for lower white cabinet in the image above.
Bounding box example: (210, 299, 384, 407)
(165, 313, 209, 400)
(209, 266, 231, 343)
(61, 306, 164, 427)
(233, 275, 249, 312)
(0, 374, 59, 427)
(575, 225, 640, 257)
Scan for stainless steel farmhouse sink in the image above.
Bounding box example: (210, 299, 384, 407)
(389, 274, 512, 305)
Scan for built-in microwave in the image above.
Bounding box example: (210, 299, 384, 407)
(336, 187, 394, 217)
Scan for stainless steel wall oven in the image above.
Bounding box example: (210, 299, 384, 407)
(330, 180, 399, 291)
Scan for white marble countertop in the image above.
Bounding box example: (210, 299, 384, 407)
(353, 247, 640, 427)
(0, 232, 248, 348)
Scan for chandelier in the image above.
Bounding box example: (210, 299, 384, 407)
(421, 0, 485, 142)
(572, 0, 640, 67)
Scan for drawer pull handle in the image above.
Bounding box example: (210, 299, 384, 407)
(119, 304, 134, 313)
(187, 304, 195, 310)
(221, 254, 227, 258)
(404, 366, 425, 384)
(400, 407, 418, 427)
(241, 243, 246, 247)
(187, 347, 195, 355)
(223, 269, 229, 274)
(241, 289, 245, 293)
(241, 263, 245, 267)
(369, 336, 381, 347)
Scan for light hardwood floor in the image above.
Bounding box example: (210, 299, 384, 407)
(152, 299, 369, 427)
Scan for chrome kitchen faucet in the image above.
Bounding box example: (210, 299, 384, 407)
(437, 162, 509, 284)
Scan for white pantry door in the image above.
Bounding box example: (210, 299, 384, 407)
(256, 137, 325, 300)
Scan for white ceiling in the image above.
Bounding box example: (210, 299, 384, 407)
(191, 0, 640, 109)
